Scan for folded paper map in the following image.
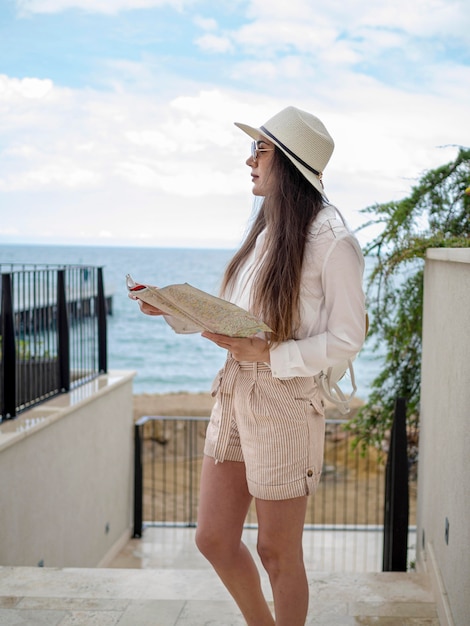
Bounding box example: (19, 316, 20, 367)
(126, 274, 272, 337)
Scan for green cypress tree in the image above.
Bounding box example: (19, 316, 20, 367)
(347, 147, 470, 455)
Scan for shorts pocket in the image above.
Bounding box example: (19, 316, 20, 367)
(309, 394, 324, 416)
(277, 376, 324, 416)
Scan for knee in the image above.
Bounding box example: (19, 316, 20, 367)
(196, 525, 244, 568)
(195, 525, 227, 563)
(257, 538, 302, 576)
(195, 526, 215, 559)
(257, 539, 281, 574)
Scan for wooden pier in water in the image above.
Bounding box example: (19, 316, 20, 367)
(5, 285, 113, 335)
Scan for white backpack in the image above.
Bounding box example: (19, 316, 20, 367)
(311, 207, 366, 415)
(314, 360, 357, 415)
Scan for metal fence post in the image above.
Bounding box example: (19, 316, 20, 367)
(97, 267, 107, 373)
(1, 273, 17, 419)
(383, 396, 409, 571)
(133, 422, 143, 538)
(57, 269, 70, 392)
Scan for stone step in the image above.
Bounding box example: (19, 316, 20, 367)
(0, 566, 438, 626)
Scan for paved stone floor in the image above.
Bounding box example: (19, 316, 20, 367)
(0, 527, 439, 625)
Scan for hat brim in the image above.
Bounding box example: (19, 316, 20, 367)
(234, 121, 327, 198)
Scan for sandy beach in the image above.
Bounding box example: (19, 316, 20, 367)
(133, 391, 216, 420)
(133, 390, 366, 421)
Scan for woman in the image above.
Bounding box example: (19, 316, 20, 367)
(134, 106, 365, 625)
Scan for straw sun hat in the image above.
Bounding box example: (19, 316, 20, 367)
(234, 105, 334, 197)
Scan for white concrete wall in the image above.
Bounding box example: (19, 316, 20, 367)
(417, 249, 470, 626)
(0, 371, 135, 568)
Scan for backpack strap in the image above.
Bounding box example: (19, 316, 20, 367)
(315, 359, 357, 415)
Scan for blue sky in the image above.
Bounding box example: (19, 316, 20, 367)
(0, 0, 469, 248)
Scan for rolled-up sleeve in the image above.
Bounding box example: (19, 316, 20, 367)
(269, 235, 365, 379)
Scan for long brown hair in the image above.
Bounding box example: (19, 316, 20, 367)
(221, 147, 324, 343)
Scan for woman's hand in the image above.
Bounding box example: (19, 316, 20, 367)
(201, 332, 270, 363)
(128, 293, 165, 316)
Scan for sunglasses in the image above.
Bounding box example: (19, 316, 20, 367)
(251, 140, 274, 161)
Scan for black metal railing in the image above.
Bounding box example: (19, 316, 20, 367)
(0, 263, 109, 420)
(133, 414, 415, 571)
(383, 397, 410, 571)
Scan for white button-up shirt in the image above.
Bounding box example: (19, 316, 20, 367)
(226, 205, 366, 379)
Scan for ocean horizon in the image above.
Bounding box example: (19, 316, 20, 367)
(0, 243, 380, 400)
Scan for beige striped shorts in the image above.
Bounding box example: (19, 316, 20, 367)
(204, 358, 326, 500)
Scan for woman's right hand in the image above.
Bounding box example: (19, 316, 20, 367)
(128, 292, 165, 316)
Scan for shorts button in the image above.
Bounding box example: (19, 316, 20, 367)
(307, 469, 313, 477)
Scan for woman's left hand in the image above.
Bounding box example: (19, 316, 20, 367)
(201, 332, 270, 363)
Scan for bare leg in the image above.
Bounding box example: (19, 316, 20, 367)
(195, 456, 275, 626)
(256, 497, 309, 626)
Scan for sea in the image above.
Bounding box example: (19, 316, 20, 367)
(0, 243, 380, 401)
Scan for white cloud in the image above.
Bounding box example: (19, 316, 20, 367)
(0, 76, 250, 203)
(244, 0, 468, 40)
(231, 18, 338, 59)
(195, 33, 234, 54)
(2, 1, 469, 248)
(224, 0, 469, 74)
(0, 75, 54, 99)
(3, 81, 467, 243)
(193, 15, 218, 31)
(1, 163, 99, 189)
(15, 0, 187, 15)
(355, 0, 468, 38)
(1, 64, 469, 247)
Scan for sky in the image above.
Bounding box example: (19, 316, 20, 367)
(0, 0, 469, 249)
